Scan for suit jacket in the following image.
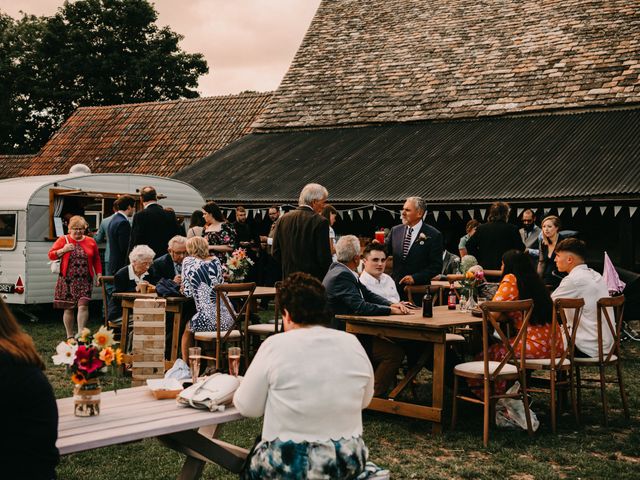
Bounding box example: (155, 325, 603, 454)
(386, 222, 443, 295)
(107, 266, 158, 321)
(128, 203, 180, 259)
(272, 206, 332, 281)
(466, 220, 525, 270)
(107, 212, 131, 276)
(149, 253, 178, 281)
(323, 262, 392, 329)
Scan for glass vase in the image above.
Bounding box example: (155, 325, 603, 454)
(73, 382, 101, 417)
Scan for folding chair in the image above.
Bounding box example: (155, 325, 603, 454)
(245, 281, 282, 364)
(574, 295, 629, 426)
(525, 298, 584, 433)
(451, 299, 534, 446)
(194, 282, 256, 373)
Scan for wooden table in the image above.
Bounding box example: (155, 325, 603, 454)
(337, 306, 482, 433)
(57, 386, 247, 479)
(226, 285, 276, 299)
(112, 292, 191, 363)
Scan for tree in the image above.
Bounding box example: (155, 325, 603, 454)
(0, 0, 208, 154)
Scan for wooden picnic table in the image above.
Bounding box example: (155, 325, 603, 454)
(337, 305, 482, 433)
(56, 386, 247, 479)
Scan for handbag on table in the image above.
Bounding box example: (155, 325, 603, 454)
(176, 373, 240, 412)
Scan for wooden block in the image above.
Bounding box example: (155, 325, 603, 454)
(132, 299, 167, 384)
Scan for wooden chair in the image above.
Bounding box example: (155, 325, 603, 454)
(525, 298, 584, 433)
(405, 284, 443, 306)
(98, 275, 116, 327)
(574, 295, 629, 426)
(245, 281, 282, 364)
(451, 300, 534, 446)
(194, 282, 256, 373)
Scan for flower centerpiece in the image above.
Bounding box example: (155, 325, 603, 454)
(52, 326, 123, 417)
(459, 255, 485, 310)
(225, 248, 254, 282)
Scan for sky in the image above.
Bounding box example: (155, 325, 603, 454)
(0, 0, 321, 97)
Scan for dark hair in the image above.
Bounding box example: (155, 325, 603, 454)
(488, 201, 510, 223)
(202, 201, 225, 222)
(501, 250, 553, 326)
(555, 238, 587, 260)
(363, 242, 387, 258)
(140, 186, 157, 202)
(0, 298, 45, 369)
(465, 219, 480, 233)
(321, 204, 337, 222)
(189, 210, 205, 227)
(114, 195, 136, 211)
(278, 272, 330, 326)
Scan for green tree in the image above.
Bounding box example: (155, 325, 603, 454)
(0, 0, 208, 154)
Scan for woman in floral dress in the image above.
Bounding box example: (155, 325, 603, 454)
(48, 215, 102, 338)
(202, 201, 237, 265)
(180, 236, 233, 362)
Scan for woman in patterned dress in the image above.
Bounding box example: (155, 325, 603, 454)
(180, 236, 233, 362)
(202, 201, 237, 265)
(48, 215, 102, 338)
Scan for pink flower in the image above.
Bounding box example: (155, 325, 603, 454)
(74, 345, 103, 375)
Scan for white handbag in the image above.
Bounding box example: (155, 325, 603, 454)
(49, 235, 70, 274)
(176, 373, 240, 412)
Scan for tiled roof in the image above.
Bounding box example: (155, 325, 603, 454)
(20, 92, 272, 177)
(177, 107, 640, 204)
(253, 0, 640, 130)
(0, 154, 36, 180)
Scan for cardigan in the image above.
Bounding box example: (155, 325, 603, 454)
(233, 326, 374, 442)
(48, 235, 102, 278)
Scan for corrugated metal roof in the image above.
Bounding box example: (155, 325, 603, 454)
(175, 107, 640, 204)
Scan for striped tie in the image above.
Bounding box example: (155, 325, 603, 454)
(402, 226, 413, 258)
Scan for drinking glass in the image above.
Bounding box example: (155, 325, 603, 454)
(188, 347, 201, 384)
(228, 347, 241, 377)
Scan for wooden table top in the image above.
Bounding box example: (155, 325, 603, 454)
(227, 286, 276, 298)
(337, 305, 482, 330)
(112, 292, 191, 303)
(56, 386, 242, 455)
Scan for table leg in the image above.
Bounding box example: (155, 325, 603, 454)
(432, 341, 446, 434)
(171, 308, 182, 363)
(121, 304, 131, 354)
(388, 349, 430, 400)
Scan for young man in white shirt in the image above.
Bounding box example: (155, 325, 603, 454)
(551, 238, 613, 358)
(359, 243, 400, 303)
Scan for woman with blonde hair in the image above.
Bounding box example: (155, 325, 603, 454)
(537, 215, 566, 289)
(180, 236, 233, 361)
(0, 298, 59, 479)
(48, 215, 102, 338)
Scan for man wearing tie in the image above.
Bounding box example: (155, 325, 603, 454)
(149, 236, 187, 285)
(386, 196, 443, 300)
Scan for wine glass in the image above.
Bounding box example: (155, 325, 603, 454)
(188, 347, 201, 384)
(228, 347, 241, 377)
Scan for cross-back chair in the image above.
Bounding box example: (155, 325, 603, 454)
(574, 295, 629, 426)
(525, 297, 584, 432)
(451, 299, 534, 446)
(194, 282, 256, 373)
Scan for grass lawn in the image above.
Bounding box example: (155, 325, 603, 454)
(18, 306, 640, 480)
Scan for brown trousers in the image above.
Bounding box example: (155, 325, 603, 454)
(369, 337, 405, 397)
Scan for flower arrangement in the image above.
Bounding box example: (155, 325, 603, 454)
(459, 255, 485, 306)
(225, 248, 254, 282)
(52, 326, 123, 387)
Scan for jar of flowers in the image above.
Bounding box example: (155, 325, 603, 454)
(225, 248, 254, 282)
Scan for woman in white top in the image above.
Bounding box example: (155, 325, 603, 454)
(234, 273, 387, 480)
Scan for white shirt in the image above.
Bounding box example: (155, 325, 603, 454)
(329, 226, 337, 262)
(551, 264, 613, 358)
(233, 326, 374, 442)
(359, 270, 400, 303)
(127, 264, 149, 284)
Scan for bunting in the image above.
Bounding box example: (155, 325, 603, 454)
(630, 206, 638, 218)
(571, 207, 579, 217)
(614, 206, 622, 217)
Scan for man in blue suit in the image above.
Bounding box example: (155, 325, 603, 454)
(385, 196, 443, 301)
(107, 195, 136, 276)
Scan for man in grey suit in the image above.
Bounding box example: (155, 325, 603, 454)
(272, 183, 332, 281)
(386, 196, 443, 300)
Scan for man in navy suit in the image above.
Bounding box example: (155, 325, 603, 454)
(107, 195, 136, 276)
(128, 186, 181, 259)
(323, 235, 411, 397)
(385, 196, 443, 300)
(150, 235, 187, 284)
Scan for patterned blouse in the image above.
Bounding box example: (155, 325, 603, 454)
(204, 222, 237, 264)
(181, 256, 233, 332)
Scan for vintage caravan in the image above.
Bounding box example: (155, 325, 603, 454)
(0, 169, 205, 304)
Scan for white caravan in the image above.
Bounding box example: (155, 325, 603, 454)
(0, 171, 205, 304)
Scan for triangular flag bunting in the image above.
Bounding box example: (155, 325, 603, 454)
(571, 207, 578, 217)
(347, 210, 353, 220)
(585, 206, 592, 215)
(468, 209, 474, 219)
(557, 207, 565, 216)
(355, 209, 362, 220)
(368, 209, 374, 218)
(600, 206, 607, 215)
(630, 206, 638, 217)
(443, 211, 451, 220)
(456, 210, 463, 219)
(614, 206, 622, 217)
(516, 208, 522, 217)
(479, 209, 486, 219)
(433, 211, 440, 222)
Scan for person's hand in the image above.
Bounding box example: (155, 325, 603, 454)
(173, 274, 182, 284)
(390, 303, 410, 314)
(60, 243, 75, 254)
(401, 301, 420, 310)
(399, 275, 415, 285)
(94, 274, 102, 287)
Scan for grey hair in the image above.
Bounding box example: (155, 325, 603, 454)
(336, 235, 361, 263)
(129, 245, 155, 264)
(406, 196, 427, 214)
(168, 235, 187, 249)
(298, 183, 328, 207)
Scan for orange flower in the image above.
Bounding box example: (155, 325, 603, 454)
(71, 372, 86, 385)
(114, 348, 124, 366)
(99, 347, 115, 366)
(465, 271, 474, 279)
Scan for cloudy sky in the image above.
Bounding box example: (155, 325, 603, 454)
(0, 0, 321, 96)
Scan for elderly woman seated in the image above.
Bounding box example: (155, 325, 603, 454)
(107, 245, 157, 324)
(234, 272, 388, 480)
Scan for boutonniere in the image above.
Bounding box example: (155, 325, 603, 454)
(418, 232, 428, 245)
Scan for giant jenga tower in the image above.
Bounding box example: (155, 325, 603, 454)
(131, 298, 166, 387)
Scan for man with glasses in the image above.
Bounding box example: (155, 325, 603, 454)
(519, 208, 542, 259)
(150, 236, 188, 285)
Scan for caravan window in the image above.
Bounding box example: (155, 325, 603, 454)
(0, 213, 17, 250)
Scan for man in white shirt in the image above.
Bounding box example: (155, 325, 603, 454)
(551, 238, 613, 358)
(359, 243, 400, 303)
